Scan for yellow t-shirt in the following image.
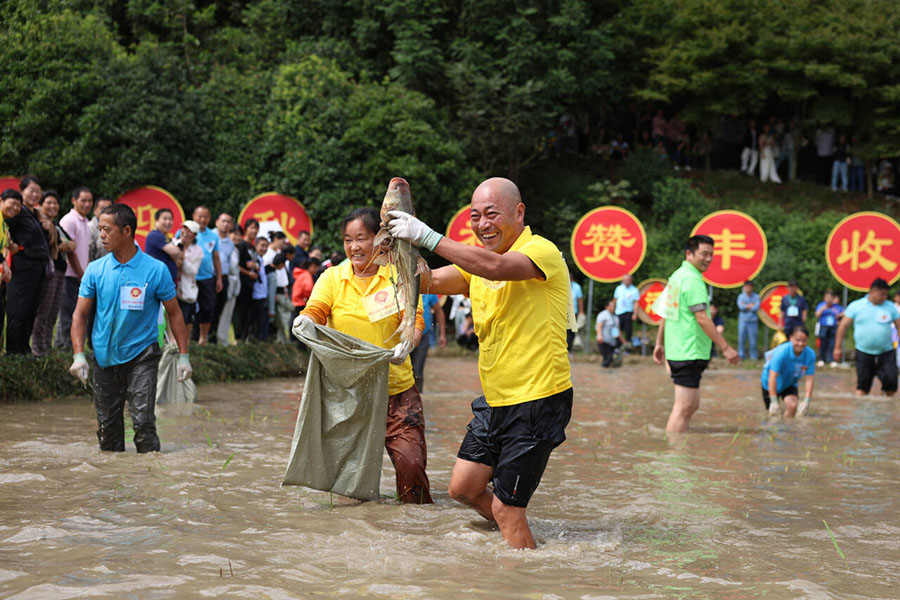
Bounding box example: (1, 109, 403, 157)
(0, 212, 7, 255)
(305, 260, 423, 395)
(456, 226, 572, 407)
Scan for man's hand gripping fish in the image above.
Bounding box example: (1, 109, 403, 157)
(367, 177, 429, 358)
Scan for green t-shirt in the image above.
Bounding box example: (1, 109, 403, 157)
(660, 260, 712, 360)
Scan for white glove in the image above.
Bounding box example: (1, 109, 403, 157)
(69, 352, 89, 385)
(797, 396, 810, 417)
(177, 354, 193, 382)
(386, 210, 443, 251)
(768, 396, 781, 416)
(292, 314, 315, 337)
(389, 340, 411, 365)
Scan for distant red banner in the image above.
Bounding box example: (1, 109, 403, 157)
(117, 186, 185, 250)
(0, 176, 20, 193)
(825, 211, 900, 292)
(757, 281, 805, 330)
(445, 205, 483, 247)
(570, 206, 646, 282)
(635, 278, 666, 325)
(238, 193, 313, 246)
(691, 210, 767, 288)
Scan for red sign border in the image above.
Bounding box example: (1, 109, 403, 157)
(824, 211, 900, 292)
(756, 280, 806, 330)
(444, 204, 483, 247)
(116, 185, 186, 248)
(237, 192, 314, 239)
(690, 209, 768, 289)
(634, 277, 667, 326)
(570, 206, 647, 283)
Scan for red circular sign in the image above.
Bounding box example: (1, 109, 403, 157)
(0, 176, 20, 193)
(635, 278, 667, 325)
(445, 205, 483, 248)
(570, 206, 646, 282)
(238, 193, 313, 247)
(117, 186, 185, 250)
(825, 212, 900, 292)
(757, 281, 804, 330)
(691, 210, 767, 288)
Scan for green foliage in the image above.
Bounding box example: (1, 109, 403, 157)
(621, 148, 673, 203)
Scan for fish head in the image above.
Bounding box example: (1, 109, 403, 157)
(382, 177, 414, 221)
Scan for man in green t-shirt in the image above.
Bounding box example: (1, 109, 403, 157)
(653, 235, 740, 434)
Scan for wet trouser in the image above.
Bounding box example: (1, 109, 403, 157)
(386, 386, 433, 504)
(91, 344, 162, 453)
(55, 276, 80, 350)
(410, 341, 430, 392)
(818, 325, 836, 363)
(31, 268, 65, 356)
(6, 257, 45, 354)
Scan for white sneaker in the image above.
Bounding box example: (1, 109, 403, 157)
(829, 361, 839, 368)
(817, 360, 825, 367)
(797, 398, 810, 417)
(768, 398, 781, 416)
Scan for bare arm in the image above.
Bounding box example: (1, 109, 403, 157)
(162, 298, 190, 354)
(768, 369, 779, 399)
(71, 297, 94, 354)
(833, 315, 853, 361)
(435, 302, 447, 347)
(420, 265, 469, 296)
(695, 310, 739, 363)
(432, 236, 542, 282)
(804, 374, 814, 399)
(653, 320, 665, 365)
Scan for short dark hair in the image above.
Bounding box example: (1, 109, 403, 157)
(243, 218, 259, 230)
(283, 243, 295, 256)
(272, 253, 286, 267)
(192, 204, 210, 215)
(71, 186, 92, 200)
(686, 234, 714, 253)
(154, 208, 173, 221)
(101, 204, 137, 238)
(298, 230, 310, 238)
(233, 223, 244, 236)
(39, 190, 60, 205)
(787, 324, 809, 338)
(19, 175, 40, 191)
(341, 207, 380, 236)
(268, 230, 286, 241)
(306, 256, 322, 268)
(871, 278, 890, 291)
(743, 280, 753, 287)
(1, 188, 23, 202)
(95, 196, 113, 207)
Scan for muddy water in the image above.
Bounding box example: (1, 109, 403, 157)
(1, 357, 898, 599)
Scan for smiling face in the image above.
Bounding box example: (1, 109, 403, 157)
(181, 227, 197, 246)
(73, 191, 93, 218)
(343, 218, 377, 276)
(254, 238, 268, 255)
(686, 243, 714, 272)
(193, 207, 211, 230)
(40, 195, 60, 219)
(469, 178, 525, 254)
(156, 211, 173, 234)
(0, 195, 21, 220)
(790, 329, 809, 356)
(22, 182, 42, 209)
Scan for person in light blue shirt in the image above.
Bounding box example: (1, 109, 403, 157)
(176, 205, 222, 344)
(567, 274, 584, 351)
(760, 325, 816, 417)
(613, 273, 640, 347)
(736, 280, 760, 359)
(69, 204, 190, 453)
(814, 290, 843, 366)
(835, 278, 900, 396)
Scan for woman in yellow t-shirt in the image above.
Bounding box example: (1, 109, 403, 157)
(299, 207, 431, 504)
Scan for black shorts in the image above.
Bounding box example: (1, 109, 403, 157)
(178, 299, 196, 326)
(855, 349, 898, 394)
(761, 385, 799, 410)
(457, 388, 573, 508)
(667, 359, 708, 389)
(195, 277, 217, 323)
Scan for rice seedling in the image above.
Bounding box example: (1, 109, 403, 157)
(823, 520, 848, 567)
(222, 453, 235, 470)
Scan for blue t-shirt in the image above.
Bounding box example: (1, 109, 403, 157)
(780, 294, 808, 330)
(144, 229, 177, 285)
(571, 281, 583, 305)
(760, 341, 816, 393)
(736, 292, 760, 323)
(844, 297, 900, 355)
(815, 301, 843, 328)
(78, 248, 176, 368)
(421, 294, 440, 345)
(614, 283, 640, 314)
(217, 233, 235, 276)
(195, 227, 219, 281)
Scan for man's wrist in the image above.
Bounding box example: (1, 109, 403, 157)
(421, 229, 443, 251)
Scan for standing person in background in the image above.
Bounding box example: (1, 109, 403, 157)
(290, 230, 312, 272)
(5, 176, 49, 354)
(815, 290, 843, 367)
(410, 293, 447, 392)
(831, 134, 849, 192)
(0, 189, 23, 346)
(654, 235, 740, 434)
(613, 273, 640, 348)
(780, 280, 808, 334)
(849, 137, 866, 192)
(736, 280, 760, 359)
(596, 298, 624, 368)
(761, 325, 816, 418)
(32, 191, 74, 356)
(68, 203, 191, 453)
(235, 219, 260, 340)
(88, 197, 113, 262)
(210, 212, 235, 345)
(815, 126, 836, 186)
(263, 231, 287, 266)
(834, 278, 900, 397)
(215, 224, 242, 346)
(740, 119, 759, 176)
(567, 271, 585, 352)
(267, 253, 293, 343)
(250, 236, 269, 340)
(144, 209, 181, 287)
(179, 206, 222, 345)
(55, 186, 93, 351)
(758, 123, 782, 184)
(175, 221, 202, 340)
(290, 256, 320, 345)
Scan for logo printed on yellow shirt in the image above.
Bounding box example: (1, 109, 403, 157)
(362, 286, 405, 322)
(482, 279, 507, 290)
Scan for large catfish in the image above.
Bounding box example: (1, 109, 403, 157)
(369, 177, 428, 350)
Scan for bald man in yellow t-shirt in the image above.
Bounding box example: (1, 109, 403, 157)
(388, 177, 573, 549)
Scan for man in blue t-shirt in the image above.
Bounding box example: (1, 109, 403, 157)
(614, 273, 640, 347)
(760, 324, 816, 417)
(176, 205, 222, 345)
(780, 280, 807, 333)
(69, 204, 191, 453)
(835, 278, 900, 396)
(814, 289, 843, 367)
